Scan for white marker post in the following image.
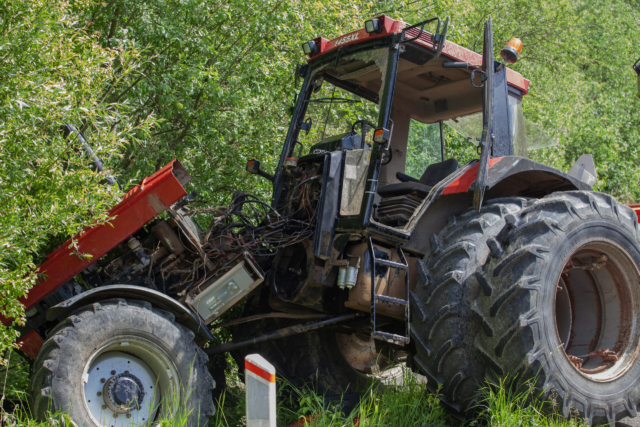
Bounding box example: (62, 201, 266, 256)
(245, 354, 276, 427)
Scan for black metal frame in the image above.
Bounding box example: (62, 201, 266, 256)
(272, 39, 393, 208)
(472, 18, 495, 211)
(205, 313, 360, 355)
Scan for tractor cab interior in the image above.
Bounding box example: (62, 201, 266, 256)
(369, 42, 494, 227)
(319, 41, 487, 227)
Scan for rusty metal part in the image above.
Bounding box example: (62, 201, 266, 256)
(211, 312, 331, 329)
(152, 220, 186, 255)
(556, 241, 638, 381)
(204, 313, 360, 355)
(566, 354, 584, 369)
(336, 333, 382, 372)
(344, 241, 417, 320)
(566, 348, 619, 372)
(159, 255, 180, 275)
(562, 254, 607, 276)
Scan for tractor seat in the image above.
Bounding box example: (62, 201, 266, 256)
(377, 158, 459, 198)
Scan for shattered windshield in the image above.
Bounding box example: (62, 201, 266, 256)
(297, 48, 389, 153)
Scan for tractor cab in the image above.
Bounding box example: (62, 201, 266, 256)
(259, 16, 541, 252)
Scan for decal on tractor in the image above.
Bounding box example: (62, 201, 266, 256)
(334, 32, 360, 46)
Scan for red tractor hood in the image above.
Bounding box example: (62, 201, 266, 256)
(4, 159, 192, 358)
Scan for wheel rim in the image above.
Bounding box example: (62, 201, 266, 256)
(82, 336, 180, 426)
(555, 240, 640, 381)
(336, 333, 404, 384)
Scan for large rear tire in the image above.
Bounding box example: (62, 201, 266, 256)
(474, 191, 640, 425)
(30, 299, 216, 426)
(409, 197, 528, 416)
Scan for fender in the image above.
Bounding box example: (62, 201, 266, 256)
(367, 156, 592, 254)
(46, 285, 215, 342)
(443, 156, 591, 198)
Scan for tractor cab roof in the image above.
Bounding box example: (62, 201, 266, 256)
(304, 15, 530, 123)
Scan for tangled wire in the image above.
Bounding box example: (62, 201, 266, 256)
(184, 189, 318, 260)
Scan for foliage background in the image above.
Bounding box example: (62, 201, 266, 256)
(1, 0, 639, 357)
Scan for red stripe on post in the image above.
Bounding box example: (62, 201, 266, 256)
(245, 360, 276, 383)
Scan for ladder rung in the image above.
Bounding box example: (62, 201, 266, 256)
(374, 258, 408, 270)
(375, 295, 408, 305)
(373, 331, 410, 343)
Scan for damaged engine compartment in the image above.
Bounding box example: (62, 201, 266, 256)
(71, 151, 414, 343)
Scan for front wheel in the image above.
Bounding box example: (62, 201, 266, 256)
(474, 191, 640, 425)
(30, 299, 216, 426)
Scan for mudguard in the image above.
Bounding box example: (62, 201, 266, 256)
(444, 156, 591, 197)
(46, 285, 215, 342)
(369, 156, 592, 254)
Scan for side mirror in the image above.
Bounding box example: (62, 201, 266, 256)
(246, 159, 274, 182)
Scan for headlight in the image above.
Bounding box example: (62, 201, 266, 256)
(301, 40, 318, 55)
(365, 18, 382, 34)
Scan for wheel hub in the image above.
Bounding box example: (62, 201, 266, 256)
(103, 372, 145, 413)
(83, 349, 166, 427)
(555, 243, 639, 381)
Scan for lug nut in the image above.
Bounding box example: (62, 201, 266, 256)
(124, 370, 129, 374)
(100, 378, 106, 383)
(126, 414, 131, 418)
(111, 370, 116, 375)
(113, 413, 118, 418)
(102, 405, 107, 410)
(97, 391, 102, 397)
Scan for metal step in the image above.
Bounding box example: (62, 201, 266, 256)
(373, 331, 410, 344)
(367, 236, 411, 345)
(374, 295, 408, 305)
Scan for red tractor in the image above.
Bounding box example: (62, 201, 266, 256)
(12, 16, 640, 426)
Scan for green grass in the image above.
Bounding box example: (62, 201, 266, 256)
(469, 377, 589, 427)
(210, 363, 590, 427)
(0, 356, 591, 427)
(273, 368, 450, 427)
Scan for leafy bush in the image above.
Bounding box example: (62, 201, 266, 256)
(0, 0, 152, 348)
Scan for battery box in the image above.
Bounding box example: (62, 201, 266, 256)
(184, 252, 264, 324)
